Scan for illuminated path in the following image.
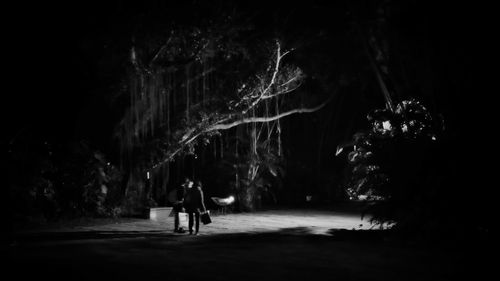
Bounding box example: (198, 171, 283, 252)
(75, 209, 373, 235)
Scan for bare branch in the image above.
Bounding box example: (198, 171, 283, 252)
(179, 67, 216, 88)
(211, 96, 333, 131)
(130, 46, 142, 73)
(149, 35, 173, 68)
(262, 82, 303, 100)
(152, 91, 335, 169)
(357, 27, 395, 112)
(241, 41, 289, 114)
(279, 75, 301, 88)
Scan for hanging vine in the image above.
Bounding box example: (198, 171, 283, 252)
(113, 19, 336, 209)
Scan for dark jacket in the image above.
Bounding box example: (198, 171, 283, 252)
(172, 186, 186, 212)
(183, 187, 206, 213)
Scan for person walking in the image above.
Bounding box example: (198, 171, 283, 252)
(184, 180, 207, 235)
(169, 177, 191, 233)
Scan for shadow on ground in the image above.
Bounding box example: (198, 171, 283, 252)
(10, 226, 389, 244)
(11, 230, 176, 242)
(7, 226, 488, 281)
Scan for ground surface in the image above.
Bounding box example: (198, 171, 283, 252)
(5, 208, 487, 281)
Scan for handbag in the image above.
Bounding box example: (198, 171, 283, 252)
(178, 212, 189, 228)
(200, 211, 212, 225)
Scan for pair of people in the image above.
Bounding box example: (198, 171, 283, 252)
(172, 178, 207, 235)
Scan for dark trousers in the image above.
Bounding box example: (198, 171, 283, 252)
(174, 211, 180, 230)
(188, 212, 200, 233)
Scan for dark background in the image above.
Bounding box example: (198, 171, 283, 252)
(4, 1, 485, 208)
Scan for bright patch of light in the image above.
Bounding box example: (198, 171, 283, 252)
(402, 124, 408, 132)
(146, 172, 150, 179)
(335, 146, 343, 156)
(211, 196, 235, 206)
(382, 120, 392, 131)
(366, 165, 379, 172)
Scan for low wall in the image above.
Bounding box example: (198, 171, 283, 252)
(149, 207, 173, 222)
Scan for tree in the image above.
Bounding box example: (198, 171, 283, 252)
(114, 18, 332, 209)
(338, 1, 469, 238)
(343, 99, 442, 225)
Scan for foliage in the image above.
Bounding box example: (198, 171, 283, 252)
(345, 99, 443, 228)
(52, 142, 124, 217)
(111, 12, 328, 211)
(222, 137, 285, 211)
(8, 140, 124, 220)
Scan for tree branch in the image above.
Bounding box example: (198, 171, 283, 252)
(130, 46, 142, 73)
(210, 95, 334, 131)
(262, 81, 302, 100)
(357, 27, 394, 112)
(152, 95, 333, 168)
(241, 41, 291, 114)
(148, 35, 173, 68)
